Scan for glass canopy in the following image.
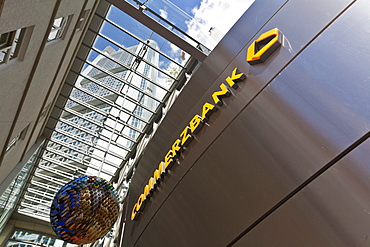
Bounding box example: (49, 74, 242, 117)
(15, 0, 209, 221)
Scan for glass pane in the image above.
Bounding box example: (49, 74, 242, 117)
(53, 17, 63, 27)
(7, 230, 68, 247)
(48, 29, 58, 41)
(0, 144, 42, 232)
(0, 50, 6, 64)
(0, 32, 11, 48)
(17, 0, 204, 222)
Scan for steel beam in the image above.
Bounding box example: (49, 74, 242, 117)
(106, 0, 207, 62)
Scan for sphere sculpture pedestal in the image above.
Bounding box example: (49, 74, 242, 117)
(50, 176, 119, 245)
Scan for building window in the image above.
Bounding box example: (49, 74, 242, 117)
(0, 0, 4, 17)
(5, 135, 20, 154)
(47, 15, 71, 42)
(0, 28, 26, 64)
(39, 103, 51, 121)
(5, 229, 64, 247)
(5, 125, 29, 154)
(76, 9, 90, 31)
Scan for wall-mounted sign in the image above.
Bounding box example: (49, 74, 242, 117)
(247, 28, 282, 65)
(131, 28, 283, 221)
(131, 68, 246, 220)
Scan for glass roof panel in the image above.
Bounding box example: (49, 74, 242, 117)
(17, 0, 205, 221)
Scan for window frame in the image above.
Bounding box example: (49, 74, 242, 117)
(47, 15, 72, 42)
(5, 124, 29, 154)
(76, 9, 90, 32)
(0, 28, 26, 64)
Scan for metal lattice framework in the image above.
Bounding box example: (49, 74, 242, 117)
(16, 0, 207, 221)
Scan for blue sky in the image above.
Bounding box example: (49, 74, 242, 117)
(169, 0, 201, 16)
(88, 0, 254, 69)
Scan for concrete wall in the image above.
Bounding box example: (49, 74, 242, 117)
(0, 0, 99, 185)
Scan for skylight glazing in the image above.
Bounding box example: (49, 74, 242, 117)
(17, 0, 208, 221)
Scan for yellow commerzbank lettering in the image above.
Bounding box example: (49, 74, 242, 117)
(171, 139, 182, 158)
(212, 83, 230, 106)
(180, 126, 193, 147)
(201, 102, 217, 121)
(131, 68, 246, 220)
(225, 68, 247, 89)
(189, 115, 203, 134)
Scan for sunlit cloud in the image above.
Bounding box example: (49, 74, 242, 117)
(166, 0, 255, 64)
(160, 9, 168, 19)
(187, 0, 255, 49)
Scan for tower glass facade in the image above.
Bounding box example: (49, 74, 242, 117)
(17, 38, 169, 220)
(0, 0, 208, 243)
(0, 0, 213, 244)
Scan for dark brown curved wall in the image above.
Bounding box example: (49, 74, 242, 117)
(122, 0, 370, 246)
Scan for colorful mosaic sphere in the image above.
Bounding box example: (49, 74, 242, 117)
(50, 176, 119, 245)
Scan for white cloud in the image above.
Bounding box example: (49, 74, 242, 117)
(186, 0, 255, 49)
(160, 9, 168, 19)
(167, 0, 255, 64)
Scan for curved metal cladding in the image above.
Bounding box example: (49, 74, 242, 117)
(122, 0, 370, 246)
